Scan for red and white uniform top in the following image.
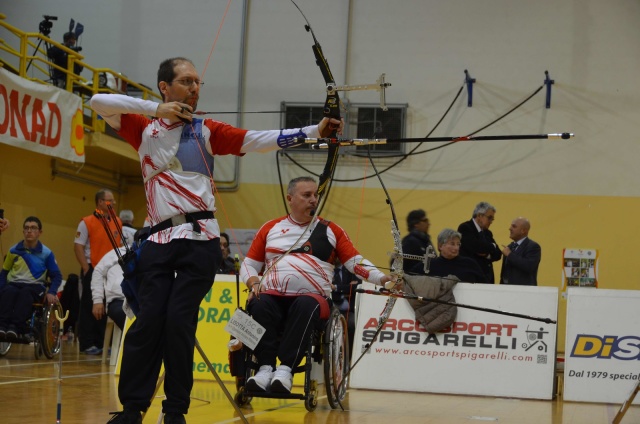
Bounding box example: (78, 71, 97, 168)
(240, 215, 386, 296)
(90, 94, 320, 243)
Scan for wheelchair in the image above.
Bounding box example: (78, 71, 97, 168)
(0, 296, 64, 360)
(232, 305, 350, 412)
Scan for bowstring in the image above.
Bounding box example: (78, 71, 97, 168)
(189, 0, 250, 279)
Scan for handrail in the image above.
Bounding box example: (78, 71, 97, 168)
(0, 15, 161, 134)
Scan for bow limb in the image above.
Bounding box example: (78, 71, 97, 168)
(348, 149, 404, 373)
(254, 1, 342, 294)
(290, 0, 341, 215)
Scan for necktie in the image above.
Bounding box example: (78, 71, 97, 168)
(509, 241, 518, 251)
(334, 267, 342, 284)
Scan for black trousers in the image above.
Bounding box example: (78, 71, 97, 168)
(107, 298, 126, 330)
(248, 294, 326, 369)
(118, 238, 220, 415)
(78, 266, 106, 351)
(0, 283, 45, 333)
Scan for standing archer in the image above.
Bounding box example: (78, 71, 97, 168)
(90, 57, 342, 424)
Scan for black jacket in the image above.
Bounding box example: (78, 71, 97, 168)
(457, 219, 502, 283)
(400, 229, 434, 273)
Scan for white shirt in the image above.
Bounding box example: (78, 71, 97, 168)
(91, 94, 320, 244)
(91, 247, 126, 305)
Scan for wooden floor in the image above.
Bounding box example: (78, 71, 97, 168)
(0, 341, 637, 424)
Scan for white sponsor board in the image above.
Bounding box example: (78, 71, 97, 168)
(564, 287, 640, 403)
(351, 282, 558, 399)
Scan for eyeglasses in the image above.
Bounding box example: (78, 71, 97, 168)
(171, 78, 205, 87)
(23, 226, 40, 232)
(420, 218, 430, 223)
(483, 214, 495, 221)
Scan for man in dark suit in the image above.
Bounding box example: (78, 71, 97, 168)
(500, 217, 541, 286)
(457, 202, 502, 284)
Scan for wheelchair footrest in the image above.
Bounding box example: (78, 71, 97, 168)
(242, 389, 308, 401)
(0, 333, 34, 344)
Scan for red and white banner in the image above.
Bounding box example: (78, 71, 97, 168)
(351, 283, 558, 399)
(0, 68, 84, 163)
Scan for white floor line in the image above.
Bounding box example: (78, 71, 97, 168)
(0, 371, 111, 386)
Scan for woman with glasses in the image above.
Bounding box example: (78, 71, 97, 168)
(419, 228, 487, 284)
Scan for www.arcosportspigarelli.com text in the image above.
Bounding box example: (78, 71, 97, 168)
(373, 347, 534, 362)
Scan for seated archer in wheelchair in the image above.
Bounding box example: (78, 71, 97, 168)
(0, 216, 62, 341)
(239, 176, 392, 394)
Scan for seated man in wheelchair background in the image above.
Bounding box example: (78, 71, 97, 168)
(0, 216, 61, 340)
(240, 176, 393, 393)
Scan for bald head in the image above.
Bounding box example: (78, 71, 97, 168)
(509, 217, 530, 242)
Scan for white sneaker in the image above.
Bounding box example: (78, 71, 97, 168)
(271, 365, 293, 393)
(246, 365, 274, 392)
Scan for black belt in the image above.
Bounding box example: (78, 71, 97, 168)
(149, 211, 214, 236)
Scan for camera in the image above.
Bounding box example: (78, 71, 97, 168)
(0, 209, 4, 219)
(39, 15, 58, 37)
(70, 46, 83, 52)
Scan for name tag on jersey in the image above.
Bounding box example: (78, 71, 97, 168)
(224, 308, 266, 350)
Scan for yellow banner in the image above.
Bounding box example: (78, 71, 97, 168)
(115, 274, 308, 385)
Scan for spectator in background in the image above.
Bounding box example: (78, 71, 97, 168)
(424, 228, 487, 283)
(457, 202, 502, 284)
(217, 232, 236, 274)
(59, 273, 80, 339)
(401, 209, 434, 273)
(74, 189, 122, 355)
(120, 210, 137, 247)
(0, 217, 9, 234)
(47, 32, 83, 89)
(91, 247, 127, 330)
(500, 217, 541, 286)
(0, 216, 62, 339)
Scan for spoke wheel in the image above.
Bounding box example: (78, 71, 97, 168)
(324, 309, 350, 409)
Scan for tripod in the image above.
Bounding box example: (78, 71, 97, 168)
(25, 36, 51, 74)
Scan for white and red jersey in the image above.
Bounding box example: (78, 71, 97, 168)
(90, 94, 320, 243)
(241, 215, 386, 296)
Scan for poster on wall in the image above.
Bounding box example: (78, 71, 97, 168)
(562, 248, 598, 292)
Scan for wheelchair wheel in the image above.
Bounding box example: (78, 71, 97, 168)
(234, 386, 252, 407)
(304, 380, 318, 412)
(0, 341, 11, 356)
(39, 302, 63, 359)
(323, 308, 349, 409)
(233, 348, 255, 407)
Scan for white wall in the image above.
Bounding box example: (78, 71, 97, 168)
(3, 0, 640, 196)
